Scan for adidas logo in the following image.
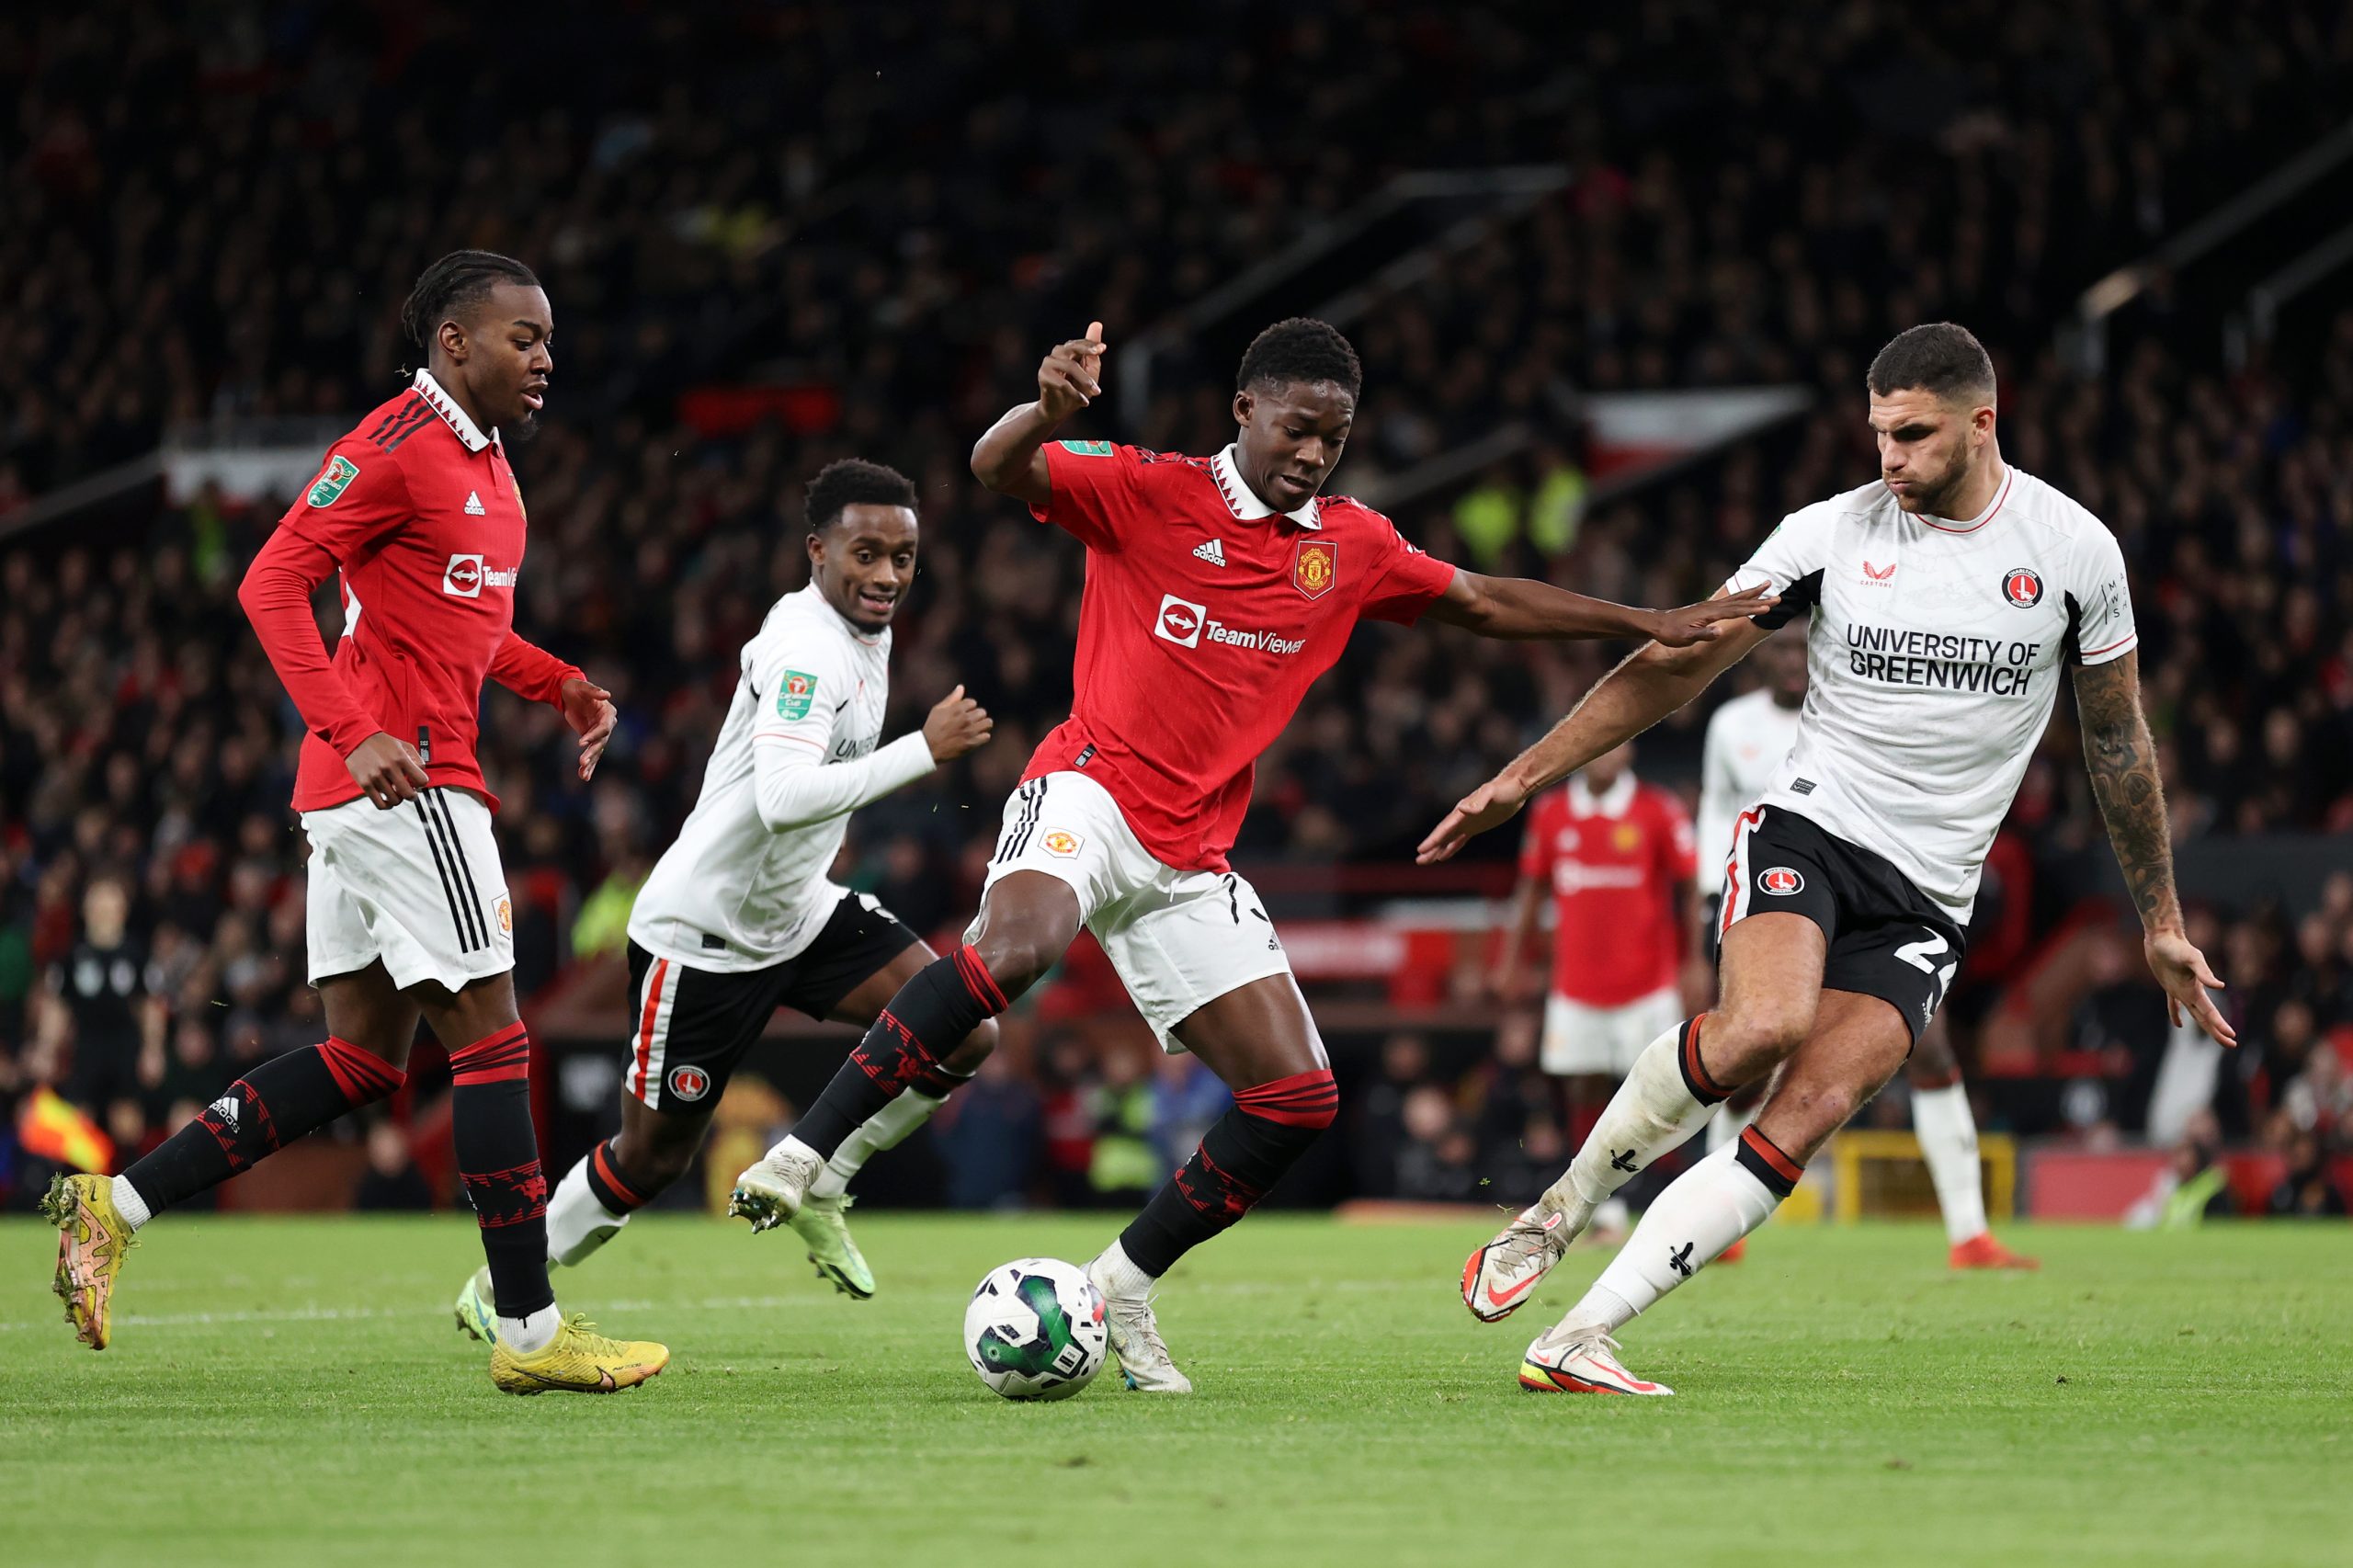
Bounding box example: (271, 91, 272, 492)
(208, 1095, 239, 1131)
(463, 491, 486, 516)
(1192, 538, 1227, 566)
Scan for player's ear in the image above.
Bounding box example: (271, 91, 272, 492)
(805, 526, 826, 568)
(437, 316, 468, 366)
(1233, 389, 1253, 427)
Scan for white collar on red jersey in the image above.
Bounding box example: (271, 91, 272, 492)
(1569, 769, 1637, 819)
(411, 369, 496, 454)
(1211, 445, 1323, 529)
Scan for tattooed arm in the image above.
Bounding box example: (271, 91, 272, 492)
(2072, 652, 2236, 1043)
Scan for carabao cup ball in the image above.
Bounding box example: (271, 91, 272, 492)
(963, 1257, 1109, 1401)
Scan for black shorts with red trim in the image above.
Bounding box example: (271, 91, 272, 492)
(623, 891, 920, 1113)
(1716, 805, 1965, 1045)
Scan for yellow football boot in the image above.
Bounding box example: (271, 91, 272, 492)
(40, 1173, 135, 1350)
(488, 1312, 669, 1394)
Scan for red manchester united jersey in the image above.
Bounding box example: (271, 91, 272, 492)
(1518, 772, 1698, 1007)
(1026, 440, 1457, 871)
(240, 369, 581, 814)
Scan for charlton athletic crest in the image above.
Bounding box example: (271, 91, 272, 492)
(1760, 867, 1805, 896)
(1293, 540, 1336, 600)
(2003, 566, 2043, 608)
(666, 1064, 711, 1103)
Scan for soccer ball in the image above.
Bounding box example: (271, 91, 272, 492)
(963, 1257, 1108, 1401)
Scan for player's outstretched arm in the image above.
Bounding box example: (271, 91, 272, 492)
(1423, 571, 1779, 646)
(1417, 606, 1767, 865)
(971, 323, 1109, 506)
(2073, 653, 2234, 1044)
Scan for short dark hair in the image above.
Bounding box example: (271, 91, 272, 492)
(400, 250, 541, 353)
(1236, 317, 1362, 397)
(805, 458, 918, 531)
(1868, 323, 1995, 404)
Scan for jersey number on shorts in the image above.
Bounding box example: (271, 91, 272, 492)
(1893, 929, 1959, 1009)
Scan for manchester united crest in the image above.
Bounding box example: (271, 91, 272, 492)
(1293, 540, 1337, 600)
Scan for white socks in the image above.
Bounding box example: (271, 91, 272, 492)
(1091, 1238, 1156, 1299)
(1546, 1018, 1721, 1211)
(1703, 1099, 1755, 1155)
(1912, 1082, 1988, 1245)
(809, 1088, 949, 1201)
(1568, 1140, 1785, 1332)
(501, 1305, 561, 1354)
(111, 1175, 153, 1232)
(545, 1156, 631, 1268)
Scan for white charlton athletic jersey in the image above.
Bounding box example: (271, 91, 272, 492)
(629, 583, 926, 971)
(1695, 687, 1803, 877)
(1723, 466, 2136, 920)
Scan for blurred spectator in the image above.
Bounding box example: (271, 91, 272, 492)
(2267, 1131, 2347, 1219)
(2125, 1110, 2237, 1228)
(931, 1051, 1042, 1210)
(354, 1120, 434, 1212)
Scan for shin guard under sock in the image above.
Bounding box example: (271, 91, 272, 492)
(1120, 1068, 1339, 1277)
(449, 1023, 555, 1319)
(791, 947, 1005, 1158)
(119, 1038, 404, 1220)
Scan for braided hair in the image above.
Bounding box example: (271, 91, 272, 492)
(398, 250, 540, 355)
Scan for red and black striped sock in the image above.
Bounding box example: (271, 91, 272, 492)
(449, 1022, 554, 1320)
(121, 1038, 404, 1214)
(1120, 1068, 1339, 1277)
(790, 947, 1007, 1158)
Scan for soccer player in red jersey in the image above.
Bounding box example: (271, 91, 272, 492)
(1493, 742, 1697, 1224)
(41, 252, 666, 1393)
(727, 316, 1774, 1391)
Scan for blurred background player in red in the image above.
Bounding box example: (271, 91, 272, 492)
(1493, 741, 1695, 1238)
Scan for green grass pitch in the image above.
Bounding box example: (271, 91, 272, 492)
(6, 1212, 2347, 1567)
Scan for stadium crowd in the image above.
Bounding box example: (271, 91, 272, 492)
(4, 1, 2349, 1211)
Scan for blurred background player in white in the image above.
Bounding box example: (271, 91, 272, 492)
(1695, 625, 2036, 1270)
(1429, 323, 2233, 1395)
(1491, 742, 1695, 1242)
(456, 460, 994, 1339)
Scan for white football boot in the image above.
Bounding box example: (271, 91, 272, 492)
(1461, 1187, 1594, 1322)
(1519, 1320, 1673, 1396)
(1085, 1254, 1192, 1393)
(727, 1140, 824, 1233)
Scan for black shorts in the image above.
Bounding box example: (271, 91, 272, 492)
(622, 891, 921, 1112)
(1717, 805, 1965, 1044)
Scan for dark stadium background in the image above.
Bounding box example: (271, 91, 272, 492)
(4, 0, 2348, 1224)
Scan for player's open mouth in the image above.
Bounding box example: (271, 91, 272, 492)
(521, 388, 547, 411)
(858, 590, 896, 615)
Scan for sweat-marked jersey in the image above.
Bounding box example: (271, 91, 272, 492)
(628, 583, 934, 971)
(1723, 467, 2135, 919)
(1695, 688, 1803, 875)
(1025, 440, 1458, 872)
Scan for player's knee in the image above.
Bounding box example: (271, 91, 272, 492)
(967, 924, 1062, 998)
(1706, 1004, 1811, 1083)
(941, 1016, 1000, 1075)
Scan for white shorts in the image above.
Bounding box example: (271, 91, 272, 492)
(302, 788, 513, 994)
(1540, 986, 1681, 1077)
(974, 771, 1292, 1051)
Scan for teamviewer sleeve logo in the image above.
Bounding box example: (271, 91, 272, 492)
(1154, 594, 1206, 648)
(442, 553, 484, 597)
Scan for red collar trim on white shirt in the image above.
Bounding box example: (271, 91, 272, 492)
(411, 369, 496, 454)
(1211, 446, 1322, 529)
(1569, 770, 1637, 819)
(1918, 466, 2012, 535)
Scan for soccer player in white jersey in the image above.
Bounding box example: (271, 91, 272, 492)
(1695, 624, 2038, 1270)
(452, 460, 994, 1338)
(1427, 323, 2234, 1394)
